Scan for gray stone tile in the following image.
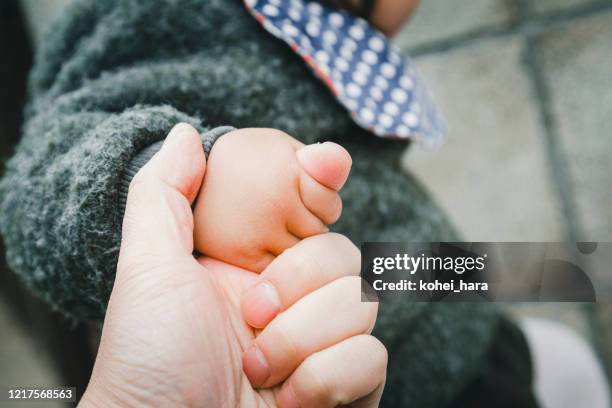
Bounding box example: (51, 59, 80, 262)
(530, 0, 610, 15)
(402, 36, 566, 241)
(0, 298, 63, 407)
(507, 303, 592, 339)
(534, 11, 612, 240)
(394, 0, 512, 49)
(596, 302, 612, 374)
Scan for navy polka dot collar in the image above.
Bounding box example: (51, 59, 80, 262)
(244, 0, 446, 147)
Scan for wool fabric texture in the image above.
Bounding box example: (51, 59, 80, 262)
(0, 1, 499, 406)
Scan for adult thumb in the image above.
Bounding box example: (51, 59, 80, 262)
(118, 123, 206, 271)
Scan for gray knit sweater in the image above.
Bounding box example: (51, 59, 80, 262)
(0, 0, 498, 406)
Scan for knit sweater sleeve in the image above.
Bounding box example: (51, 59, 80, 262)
(0, 0, 238, 319)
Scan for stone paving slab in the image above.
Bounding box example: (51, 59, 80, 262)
(530, 0, 612, 15)
(596, 302, 612, 376)
(533, 10, 612, 241)
(402, 36, 566, 241)
(394, 0, 513, 49)
(508, 303, 592, 338)
(0, 298, 62, 407)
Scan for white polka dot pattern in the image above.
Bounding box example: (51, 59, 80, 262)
(243, 0, 445, 146)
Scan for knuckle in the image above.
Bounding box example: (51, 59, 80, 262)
(366, 309, 379, 333)
(366, 336, 389, 382)
(368, 336, 389, 372)
(268, 320, 301, 368)
(328, 233, 360, 268)
(295, 357, 334, 402)
(364, 298, 379, 333)
(283, 245, 323, 282)
(332, 276, 361, 303)
(338, 275, 364, 293)
(327, 232, 352, 247)
(281, 247, 309, 274)
(336, 276, 378, 332)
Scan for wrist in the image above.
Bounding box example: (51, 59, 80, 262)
(118, 125, 235, 213)
(79, 368, 142, 408)
(79, 363, 192, 408)
(79, 377, 118, 408)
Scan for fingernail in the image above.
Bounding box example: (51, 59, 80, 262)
(277, 382, 300, 408)
(242, 280, 281, 328)
(243, 344, 271, 388)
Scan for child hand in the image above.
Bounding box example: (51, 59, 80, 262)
(193, 128, 352, 272)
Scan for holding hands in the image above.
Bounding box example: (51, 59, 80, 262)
(81, 124, 387, 407)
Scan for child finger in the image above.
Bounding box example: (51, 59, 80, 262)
(298, 171, 343, 225)
(285, 202, 330, 239)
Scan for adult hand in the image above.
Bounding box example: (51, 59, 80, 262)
(80, 124, 387, 407)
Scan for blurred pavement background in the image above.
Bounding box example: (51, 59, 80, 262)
(1, 0, 611, 405)
(394, 0, 612, 384)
